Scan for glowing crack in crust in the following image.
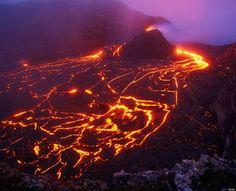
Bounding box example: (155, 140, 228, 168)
(0, 47, 208, 178)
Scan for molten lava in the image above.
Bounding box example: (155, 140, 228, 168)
(145, 25, 156, 32)
(112, 45, 123, 57)
(68, 88, 78, 94)
(0, 46, 209, 179)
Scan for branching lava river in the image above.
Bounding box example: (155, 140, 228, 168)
(0, 46, 209, 178)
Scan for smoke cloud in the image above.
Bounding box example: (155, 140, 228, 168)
(121, 0, 236, 45)
(1, 0, 235, 45)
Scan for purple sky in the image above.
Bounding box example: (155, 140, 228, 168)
(1, 0, 235, 45)
(121, 0, 236, 45)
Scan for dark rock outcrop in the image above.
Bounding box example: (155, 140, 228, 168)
(210, 44, 236, 159)
(210, 80, 236, 159)
(112, 155, 236, 191)
(1, 155, 235, 191)
(121, 30, 174, 59)
(174, 155, 236, 191)
(216, 43, 236, 73)
(0, 162, 108, 191)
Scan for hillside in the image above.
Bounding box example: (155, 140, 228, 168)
(0, 0, 170, 70)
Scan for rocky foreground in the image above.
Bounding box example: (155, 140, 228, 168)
(0, 154, 235, 191)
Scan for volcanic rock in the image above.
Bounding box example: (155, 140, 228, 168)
(208, 44, 236, 159)
(121, 30, 174, 59)
(174, 155, 236, 191)
(1, 155, 235, 191)
(210, 79, 236, 159)
(216, 43, 236, 73)
(112, 154, 236, 191)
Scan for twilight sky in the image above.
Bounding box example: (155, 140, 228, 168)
(1, 0, 235, 45)
(121, 0, 236, 45)
(0, 0, 26, 3)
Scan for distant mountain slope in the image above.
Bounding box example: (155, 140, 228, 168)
(0, 0, 170, 69)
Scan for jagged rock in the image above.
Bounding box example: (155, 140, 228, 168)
(0, 162, 49, 191)
(174, 155, 236, 191)
(112, 155, 236, 191)
(0, 162, 108, 191)
(0, 155, 235, 191)
(112, 168, 176, 191)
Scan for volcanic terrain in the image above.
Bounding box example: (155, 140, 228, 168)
(0, 0, 235, 190)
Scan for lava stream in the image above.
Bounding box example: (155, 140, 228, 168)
(0, 47, 208, 178)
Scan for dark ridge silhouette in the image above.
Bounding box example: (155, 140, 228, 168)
(122, 30, 174, 59)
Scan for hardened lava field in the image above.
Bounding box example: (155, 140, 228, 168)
(0, 47, 208, 179)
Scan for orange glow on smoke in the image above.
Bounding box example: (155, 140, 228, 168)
(19, 59, 29, 67)
(145, 26, 156, 32)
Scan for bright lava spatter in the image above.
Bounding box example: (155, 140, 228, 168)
(0, 45, 208, 179)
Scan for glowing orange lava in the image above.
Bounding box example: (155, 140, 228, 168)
(0, 47, 208, 178)
(85, 89, 93, 95)
(112, 45, 123, 57)
(145, 25, 156, 32)
(34, 145, 40, 156)
(68, 88, 78, 94)
(176, 49, 209, 70)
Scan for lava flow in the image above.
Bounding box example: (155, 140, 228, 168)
(0, 46, 208, 179)
(145, 26, 156, 32)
